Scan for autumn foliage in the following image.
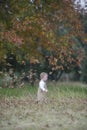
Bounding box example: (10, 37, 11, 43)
(0, 0, 86, 73)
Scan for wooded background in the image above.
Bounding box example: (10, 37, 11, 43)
(0, 0, 87, 85)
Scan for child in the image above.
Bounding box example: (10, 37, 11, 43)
(37, 72, 48, 104)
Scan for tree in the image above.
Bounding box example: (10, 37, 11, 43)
(80, 14, 87, 83)
(0, 0, 86, 74)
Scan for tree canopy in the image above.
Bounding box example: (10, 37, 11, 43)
(0, 0, 86, 73)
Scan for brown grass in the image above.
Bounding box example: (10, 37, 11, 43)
(0, 82, 87, 130)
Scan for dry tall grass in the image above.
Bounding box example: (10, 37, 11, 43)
(0, 82, 87, 130)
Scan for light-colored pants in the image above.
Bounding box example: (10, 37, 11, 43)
(37, 88, 47, 104)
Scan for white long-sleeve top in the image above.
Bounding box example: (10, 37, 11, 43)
(39, 80, 48, 92)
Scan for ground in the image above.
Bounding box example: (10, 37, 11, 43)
(0, 82, 87, 130)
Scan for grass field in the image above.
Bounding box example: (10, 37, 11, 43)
(0, 82, 87, 130)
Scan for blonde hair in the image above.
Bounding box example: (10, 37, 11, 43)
(40, 72, 48, 79)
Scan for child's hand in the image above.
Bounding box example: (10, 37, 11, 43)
(45, 89, 48, 92)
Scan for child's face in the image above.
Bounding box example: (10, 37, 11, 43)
(43, 75, 48, 81)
